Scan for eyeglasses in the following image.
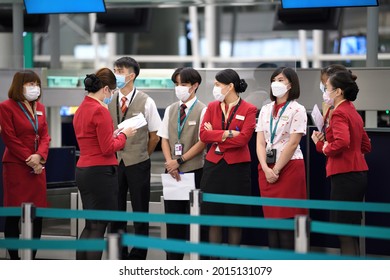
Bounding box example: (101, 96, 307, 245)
(324, 87, 336, 93)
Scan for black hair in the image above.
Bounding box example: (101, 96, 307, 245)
(215, 68, 247, 93)
(328, 71, 359, 101)
(114, 56, 140, 78)
(178, 67, 202, 93)
(320, 64, 348, 77)
(84, 68, 116, 93)
(171, 67, 183, 84)
(8, 70, 42, 102)
(84, 74, 102, 93)
(269, 67, 300, 101)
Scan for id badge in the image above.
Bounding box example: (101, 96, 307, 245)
(266, 149, 277, 164)
(174, 143, 183, 156)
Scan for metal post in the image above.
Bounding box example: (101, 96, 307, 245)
(12, 2, 24, 69)
(89, 13, 100, 69)
(107, 234, 121, 260)
(298, 30, 308, 69)
(48, 107, 62, 147)
(205, 5, 216, 68)
(77, 190, 85, 238)
(21, 203, 35, 260)
(366, 6, 379, 67)
(312, 30, 323, 68)
(106, 32, 117, 68)
(189, 189, 201, 260)
(70, 192, 78, 237)
(189, 6, 201, 68)
(49, 14, 61, 69)
(294, 215, 310, 253)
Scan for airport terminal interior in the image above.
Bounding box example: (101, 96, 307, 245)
(0, 0, 390, 260)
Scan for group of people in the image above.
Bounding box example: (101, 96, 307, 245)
(0, 59, 370, 260)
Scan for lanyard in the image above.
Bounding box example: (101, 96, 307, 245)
(116, 87, 136, 124)
(221, 99, 241, 130)
(177, 99, 198, 140)
(269, 101, 290, 145)
(18, 102, 39, 151)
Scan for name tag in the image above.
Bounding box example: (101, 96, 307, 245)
(188, 121, 196, 126)
(36, 111, 43, 116)
(174, 143, 183, 156)
(236, 114, 245, 120)
(281, 115, 289, 121)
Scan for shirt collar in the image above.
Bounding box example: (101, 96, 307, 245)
(118, 87, 137, 104)
(180, 96, 197, 108)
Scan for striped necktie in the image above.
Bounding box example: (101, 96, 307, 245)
(180, 103, 187, 125)
(121, 96, 127, 114)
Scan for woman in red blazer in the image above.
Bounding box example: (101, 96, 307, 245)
(73, 68, 136, 260)
(312, 70, 371, 256)
(200, 69, 257, 252)
(0, 70, 51, 259)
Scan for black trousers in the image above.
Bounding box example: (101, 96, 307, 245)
(111, 159, 151, 260)
(164, 168, 208, 260)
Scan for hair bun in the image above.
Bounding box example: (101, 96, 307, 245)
(239, 79, 248, 93)
(84, 74, 102, 93)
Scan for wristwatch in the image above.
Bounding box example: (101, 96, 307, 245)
(228, 130, 233, 138)
(176, 157, 185, 165)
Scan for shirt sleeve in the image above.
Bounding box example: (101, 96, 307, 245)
(198, 107, 207, 139)
(255, 106, 266, 132)
(323, 110, 350, 156)
(289, 104, 307, 135)
(157, 105, 171, 139)
(95, 107, 127, 155)
(361, 129, 371, 154)
(36, 104, 51, 161)
(145, 97, 162, 132)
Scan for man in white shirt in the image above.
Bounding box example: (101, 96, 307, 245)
(108, 56, 161, 260)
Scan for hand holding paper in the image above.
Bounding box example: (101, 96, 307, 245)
(161, 173, 195, 200)
(118, 112, 147, 130)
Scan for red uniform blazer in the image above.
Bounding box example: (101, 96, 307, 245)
(316, 100, 371, 177)
(73, 96, 127, 167)
(0, 99, 50, 163)
(200, 99, 257, 164)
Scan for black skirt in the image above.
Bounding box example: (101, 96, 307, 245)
(200, 159, 251, 217)
(330, 171, 368, 224)
(76, 165, 119, 212)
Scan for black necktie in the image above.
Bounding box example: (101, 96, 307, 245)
(180, 103, 187, 125)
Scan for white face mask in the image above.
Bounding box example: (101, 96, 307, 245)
(319, 82, 326, 93)
(323, 90, 334, 106)
(212, 86, 226, 102)
(175, 86, 191, 102)
(271, 81, 288, 98)
(24, 86, 40, 101)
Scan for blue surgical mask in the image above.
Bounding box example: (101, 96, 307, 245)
(103, 94, 113, 105)
(115, 74, 128, 89)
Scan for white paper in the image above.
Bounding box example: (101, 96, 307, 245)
(118, 112, 147, 130)
(161, 173, 195, 200)
(311, 104, 324, 132)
